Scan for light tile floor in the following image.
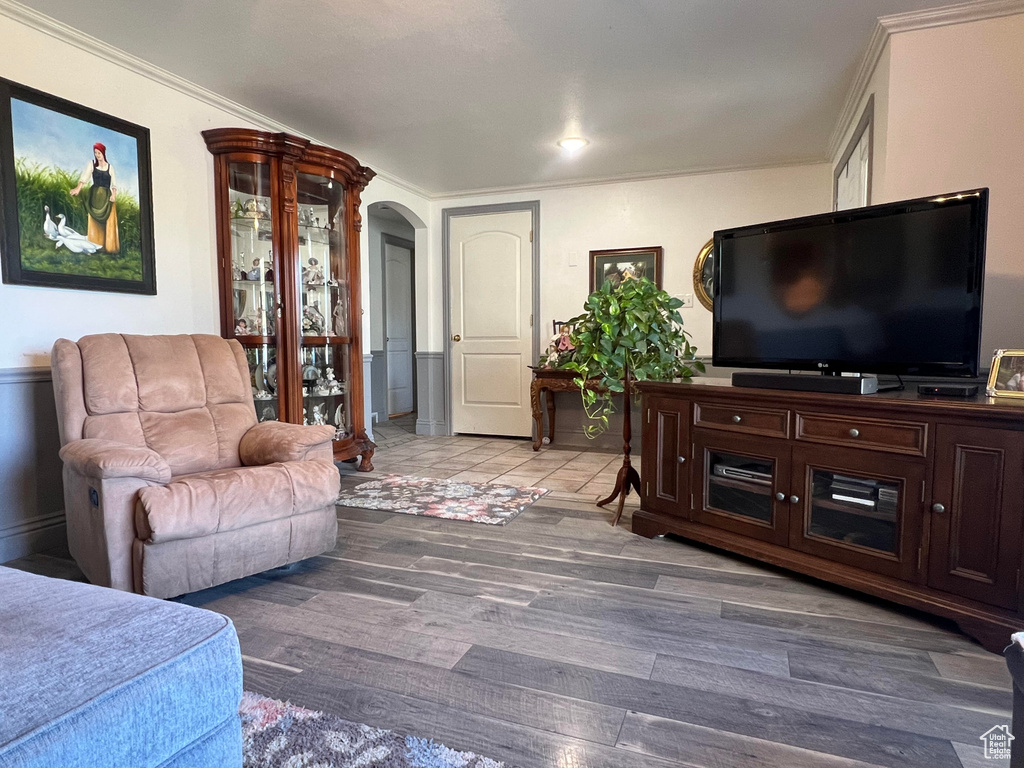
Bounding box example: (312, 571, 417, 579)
(362, 416, 637, 504)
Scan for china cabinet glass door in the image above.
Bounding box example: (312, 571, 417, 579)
(227, 160, 280, 422)
(295, 169, 351, 440)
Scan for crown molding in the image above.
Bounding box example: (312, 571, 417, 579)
(881, 0, 1024, 34)
(827, 0, 1024, 159)
(0, 0, 434, 202)
(0, 0, 298, 134)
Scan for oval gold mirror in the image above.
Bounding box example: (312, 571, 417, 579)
(692, 238, 715, 311)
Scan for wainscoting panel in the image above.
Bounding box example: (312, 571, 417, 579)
(415, 351, 446, 435)
(0, 368, 65, 563)
(369, 350, 387, 425)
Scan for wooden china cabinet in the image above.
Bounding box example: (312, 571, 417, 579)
(203, 128, 376, 470)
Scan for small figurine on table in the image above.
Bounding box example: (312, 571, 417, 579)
(234, 318, 250, 336)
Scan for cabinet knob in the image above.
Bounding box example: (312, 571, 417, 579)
(775, 492, 785, 501)
(452, 334, 461, 342)
(932, 502, 946, 514)
(732, 415, 742, 423)
(849, 428, 860, 438)
(677, 456, 686, 464)
(790, 495, 800, 504)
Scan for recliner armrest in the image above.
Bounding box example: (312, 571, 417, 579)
(59, 439, 172, 483)
(239, 422, 336, 465)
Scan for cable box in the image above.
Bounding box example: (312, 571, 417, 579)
(916, 384, 978, 397)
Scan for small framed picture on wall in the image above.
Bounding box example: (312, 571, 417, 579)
(589, 246, 663, 292)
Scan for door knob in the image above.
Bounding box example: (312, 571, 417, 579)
(932, 502, 946, 514)
(790, 495, 800, 504)
(452, 334, 461, 342)
(775, 492, 785, 501)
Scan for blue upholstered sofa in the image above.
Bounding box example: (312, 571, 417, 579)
(0, 566, 243, 767)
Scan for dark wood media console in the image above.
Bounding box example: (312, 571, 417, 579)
(634, 378, 1024, 652)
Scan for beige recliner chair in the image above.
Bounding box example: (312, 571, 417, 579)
(51, 333, 340, 598)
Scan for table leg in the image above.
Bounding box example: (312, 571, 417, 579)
(531, 381, 544, 451)
(546, 388, 557, 446)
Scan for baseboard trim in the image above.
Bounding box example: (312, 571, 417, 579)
(415, 418, 448, 436)
(0, 366, 52, 384)
(0, 510, 66, 564)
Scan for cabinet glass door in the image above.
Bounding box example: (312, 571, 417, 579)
(227, 160, 280, 421)
(790, 446, 924, 580)
(806, 470, 899, 554)
(296, 170, 350, 441)
(693, 431, 790, 545)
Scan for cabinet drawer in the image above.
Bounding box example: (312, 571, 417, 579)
(694, 402, 790, 438)
(795, 412, 927, 456)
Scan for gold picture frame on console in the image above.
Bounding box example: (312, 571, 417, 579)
(986, 349, 1024, 398)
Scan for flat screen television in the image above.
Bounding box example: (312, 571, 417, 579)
(712, 189, 988, 378)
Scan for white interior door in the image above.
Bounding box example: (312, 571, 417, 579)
(449, 210, 534, 437)
(385, 240, 414, 416)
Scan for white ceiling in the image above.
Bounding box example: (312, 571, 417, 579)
(17, 0, 957, 195)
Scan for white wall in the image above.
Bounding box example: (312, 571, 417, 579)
(428, 163, 833, 355)
(831, 40, 891, 207)
(0, 12, 268, 368)
(882, 13, 1024, 356)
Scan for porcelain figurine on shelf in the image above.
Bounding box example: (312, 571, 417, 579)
(234, 318, 250, 336)
(312, 403, 327, 426)
(302, 302, 326, 335)
(246, 258, 261, 281)
(325, 367, 343, 395)
(302, 257, 324, 285)
(332, 302, 347, 337)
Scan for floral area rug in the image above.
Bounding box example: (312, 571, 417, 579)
(336, 474, 547, 525)
(240, 691, 510, 767)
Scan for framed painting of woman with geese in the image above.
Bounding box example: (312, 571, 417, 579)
(0, 78, 155, 294)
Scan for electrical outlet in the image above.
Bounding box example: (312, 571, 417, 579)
(680, 293, 694, 308)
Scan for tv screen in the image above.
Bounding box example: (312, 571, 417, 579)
(712, 189, 988, 377)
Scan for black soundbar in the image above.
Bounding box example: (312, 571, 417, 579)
(732, 372, 879, 394)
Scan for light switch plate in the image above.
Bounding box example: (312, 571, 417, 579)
(679, 293, 694, 308)
(568, 250, 579, 267)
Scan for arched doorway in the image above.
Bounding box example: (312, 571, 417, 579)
(367, 201, 420, 437)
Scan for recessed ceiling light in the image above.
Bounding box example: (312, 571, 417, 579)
(557, 137, 588, 153)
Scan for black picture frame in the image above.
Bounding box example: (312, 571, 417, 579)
(0, 78, 156, 294)
(589, 246, 663, 292)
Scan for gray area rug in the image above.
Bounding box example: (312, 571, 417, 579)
(240, 691, 510, 767)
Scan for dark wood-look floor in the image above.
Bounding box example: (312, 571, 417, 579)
(6, 434, 1014, 768)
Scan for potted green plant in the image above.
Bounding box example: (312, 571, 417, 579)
(565, 277, 704, 524)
